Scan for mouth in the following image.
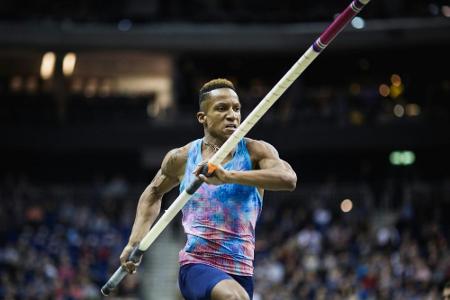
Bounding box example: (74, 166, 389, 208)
(224, 124, 237, 131)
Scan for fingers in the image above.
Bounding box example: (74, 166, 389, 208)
(198, 174, 225, 186)
(120, 251, 132, 273)
(119, 254, 128, 267)
(122, 259, 140, 274)
(198, 174, 210, 183)
(126, 261, 138, 274)
(119, 245, 132, 263)
(193, 165, 201, 175)
(193, 161, 209, 176)
(120, 246, 140, 274)
(193, 162, 229, 186)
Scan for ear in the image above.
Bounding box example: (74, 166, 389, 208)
(197, 111, 206, 125)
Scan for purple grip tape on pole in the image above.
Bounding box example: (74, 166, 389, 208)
(313, 0, 368, 52)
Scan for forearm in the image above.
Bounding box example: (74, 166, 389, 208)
(226, 168, 296, 191)
(128, 186, 162, 246)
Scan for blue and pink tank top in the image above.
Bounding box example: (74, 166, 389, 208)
(178, 138, 262, 276)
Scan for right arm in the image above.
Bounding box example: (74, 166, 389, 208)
(120, 146, 187, 273)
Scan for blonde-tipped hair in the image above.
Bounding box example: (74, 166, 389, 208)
(199, 78, 236, 105)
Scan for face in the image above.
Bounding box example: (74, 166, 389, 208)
(443, 287, 450, 300)
(197, 88, 241, 139)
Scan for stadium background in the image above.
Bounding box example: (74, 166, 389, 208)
(1, 0, 450, 299)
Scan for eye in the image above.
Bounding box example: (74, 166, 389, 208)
(233, 106, 241, 112)
(216, 105, 226, 111)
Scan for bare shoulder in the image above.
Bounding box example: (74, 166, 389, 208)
(161, 142, 192, 178)
(245, 138, 295, 174)
(244, 138, 279, 160)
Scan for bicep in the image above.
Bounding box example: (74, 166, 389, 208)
(148, 147, 185, 196)
(255, 141, 284, 170)
(258, 157, 293, 171)
(255, 141, 295, 173)
(147, 169, 179, 198)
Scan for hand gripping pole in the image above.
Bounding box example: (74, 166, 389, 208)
(101, 246, 144, 296)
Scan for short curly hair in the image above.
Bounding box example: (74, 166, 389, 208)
(199, 78, 236, 106)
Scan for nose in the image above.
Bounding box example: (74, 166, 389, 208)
(225, 108, 239, 120)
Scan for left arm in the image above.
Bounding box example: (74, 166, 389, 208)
(197, 139, 297, 191)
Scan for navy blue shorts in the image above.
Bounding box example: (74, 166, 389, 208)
(178, 263, 253, 300)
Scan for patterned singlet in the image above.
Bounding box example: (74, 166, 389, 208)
(178, 138, 262, 276)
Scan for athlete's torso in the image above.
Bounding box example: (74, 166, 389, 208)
(178, 138, 262, 276)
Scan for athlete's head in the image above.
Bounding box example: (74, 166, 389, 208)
(197, 78, 241, 139)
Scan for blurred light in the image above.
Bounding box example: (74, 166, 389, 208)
(390, 74, 402, 87)
(378, 84, 390, 97)
(349, 83, 361, 95)
(84, 78, 98, 98)
(405, 103, 421, 117)
(351, 17, 365, 29)
(393, 104, 404, 117)
(340, 199, 353, 213)
(99, 79, 113, 97)
(390, 84, 404, 99)
(389, 151, 416, 166)
(25, 76, 38, 94)
(390, 152, 401, 165)
(10, 76, 23, 92)
(349, 110, 364, 125)
(118, 19, 132, 31)
(403, 151, 416, 165)
(62, 52, 77, 77)
(71, 78, 83, 93)
(442, 5, 450, 17)
(40, 52, 56, 80)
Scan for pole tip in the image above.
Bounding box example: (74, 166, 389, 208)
(101, 285, 112, 296)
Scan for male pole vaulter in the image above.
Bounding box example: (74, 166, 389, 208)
(121, 78, 296, 299)
(102, 1, 371, 298)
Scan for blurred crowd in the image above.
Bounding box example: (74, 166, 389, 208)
(1, 173, 449, 299)
(0, 175, 139, 300)
(253, 178, 450, 299)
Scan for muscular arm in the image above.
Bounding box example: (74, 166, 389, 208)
(229, 140, 296, 191)
(127, 170, 177, 246)
(127, 148, 186, 245)
(199, 139, 297, 191)
(120, 146, 187, 271)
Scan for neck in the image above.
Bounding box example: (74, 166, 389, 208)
(202, 132, 236, 158)
(203, 132, 226, 148)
